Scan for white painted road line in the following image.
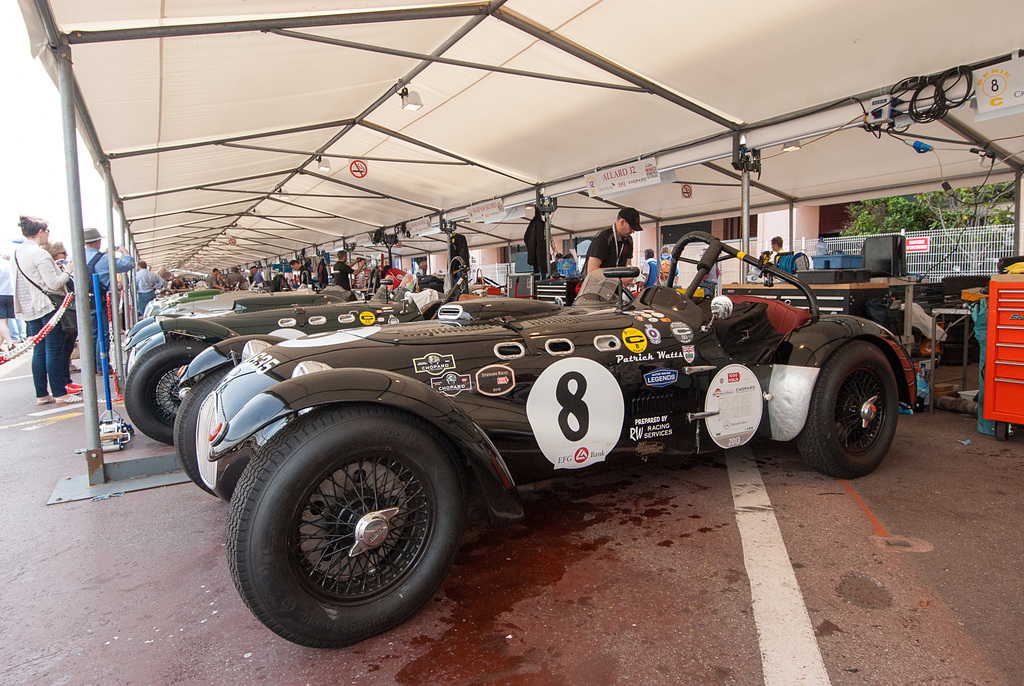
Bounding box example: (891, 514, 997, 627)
(728, 452, 831, 686)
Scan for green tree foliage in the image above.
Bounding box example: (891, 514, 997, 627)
(842, 182, 1014, 236)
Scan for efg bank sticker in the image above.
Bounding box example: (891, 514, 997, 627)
(526, 357, 623, 470)
(476, 364, 515, 396)
(703, 364, 763, 449)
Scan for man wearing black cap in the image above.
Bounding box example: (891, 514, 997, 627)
(584, 207, 642, 278)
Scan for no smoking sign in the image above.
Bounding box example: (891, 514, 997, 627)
(681, 183, 693, 199)
(350, 160, 368, 178)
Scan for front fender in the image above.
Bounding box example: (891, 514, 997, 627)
(215, 368, 522, 523)
(181, 334, 282, 385)
(124, 320, 162, 354)
(127, 332, 166, 375)
(161, 318, 237, 342)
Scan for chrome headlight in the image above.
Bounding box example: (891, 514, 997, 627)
(241, 339, 273, 362)
(291, 361, 332, 378)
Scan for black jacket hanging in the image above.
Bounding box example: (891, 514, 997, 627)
(524, 213, 546, 273)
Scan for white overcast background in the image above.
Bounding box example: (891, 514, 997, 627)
(1, 1, 110, 252)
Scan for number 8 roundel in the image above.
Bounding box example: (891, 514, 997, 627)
(526, 357, 624, 470)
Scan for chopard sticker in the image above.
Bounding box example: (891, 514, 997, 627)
(629, 415, 673, 441)
(622, 327, 648, 353)
(359, 311, 377, 326)
(670, 322, 693, 343)
(476, 364, 515, 396)
(643, 368, 677, 387)
(430, 372, 472, 397)
(635, 440, 665, 456)
(644, 323, 662, 345)
(414, 352, 456, 375)
(684, 345, 695, 363)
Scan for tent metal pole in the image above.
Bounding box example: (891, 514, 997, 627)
(1015, 170, 1022, 256)
(67, 3, 491, 44)
(57, 40, 103, 484)
(103, 165, 125, 381)
(740, 168, 751, 284)
(788, 201, 796, 254)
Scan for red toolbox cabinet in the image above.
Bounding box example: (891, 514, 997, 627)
(983, 274, 1024, 439)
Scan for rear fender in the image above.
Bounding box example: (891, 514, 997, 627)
(215, 368, 523, 524)
(776, 316, 915, 405)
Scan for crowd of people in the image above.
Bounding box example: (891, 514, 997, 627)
(5, 217, 143, 406)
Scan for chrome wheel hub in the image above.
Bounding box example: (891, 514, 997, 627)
(860, 395, 879, 428)
(349, 507, 399, 557)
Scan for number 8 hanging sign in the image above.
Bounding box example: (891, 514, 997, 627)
(526, 357, 624, 469)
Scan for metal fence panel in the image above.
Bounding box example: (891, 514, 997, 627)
(821, 226, 1013, 280)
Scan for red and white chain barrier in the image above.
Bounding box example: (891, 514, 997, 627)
(0, 293, 73, 366)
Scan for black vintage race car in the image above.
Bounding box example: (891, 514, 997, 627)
(172, 294, 559, 493)
(197, 232, 914, 649)
(122, 289, 438, 444)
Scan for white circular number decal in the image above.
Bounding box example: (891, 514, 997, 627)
(704, 364, 763, 449)
(526, 357, 624, 469)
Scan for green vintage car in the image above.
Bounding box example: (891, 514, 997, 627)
(122, 290, 427, 444)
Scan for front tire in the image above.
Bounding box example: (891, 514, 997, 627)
(226, 404, 465, 648)
(797, 341, 898, 478)
(124, 339, 208, 444)
(173, 366, 230, 496)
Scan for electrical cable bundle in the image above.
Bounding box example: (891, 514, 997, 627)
(889, 65, 974, 125)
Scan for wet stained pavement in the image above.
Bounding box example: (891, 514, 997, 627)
(0, 352, 1021, 685)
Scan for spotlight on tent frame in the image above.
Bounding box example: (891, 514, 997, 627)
(782, 139, 802, 152)
(317, 155, 331, 172)
(400, 87, 422, 111)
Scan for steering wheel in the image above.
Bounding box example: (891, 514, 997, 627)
(665, 231, 821, 323)
(666, 233, 724, 299)
(441, 276, 467, 304)
(602, 267, 640, 307)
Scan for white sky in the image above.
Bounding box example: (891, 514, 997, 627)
(0, 1, 110, 253)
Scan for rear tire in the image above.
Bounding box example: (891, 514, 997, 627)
(226, 404, 465, 648)
(124, 339, 207, 444)
(797, 341, 898, 478)
(173, 366, 230, 495)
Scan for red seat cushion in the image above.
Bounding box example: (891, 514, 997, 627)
(728, 294, 812, 337)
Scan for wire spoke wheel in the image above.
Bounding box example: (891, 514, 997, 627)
(227, 405, 465, 648)
(293, 454, 430, 602)
(798, 341, 898, 479)
(834, 369, 884, 454)
(124, 339, 205, 444)
(152, 367, 182, 424)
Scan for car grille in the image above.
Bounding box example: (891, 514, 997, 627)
(196, 393, 219, 489)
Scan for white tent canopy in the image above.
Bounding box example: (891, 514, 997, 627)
(17, 0, 1024, 269)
